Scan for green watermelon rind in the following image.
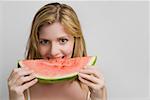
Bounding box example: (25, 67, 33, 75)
(37, 56, 97, 83)
(38, 75, 78, 83)
(88, 56, 97, 66)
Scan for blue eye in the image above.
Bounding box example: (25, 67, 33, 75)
(39, 39, 49, 45)
(59, 38, 68, 44)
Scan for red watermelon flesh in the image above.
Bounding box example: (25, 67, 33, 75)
(18, 56, 97, 83)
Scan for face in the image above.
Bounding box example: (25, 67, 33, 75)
(38, 22, 74, 59)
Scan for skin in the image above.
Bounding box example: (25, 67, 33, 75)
(38, 22, 74, 59)
(8, 22, 105, 100)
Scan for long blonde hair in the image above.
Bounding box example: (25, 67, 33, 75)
(25, 2, 87, 59)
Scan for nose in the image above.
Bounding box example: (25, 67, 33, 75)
(49, 42, 61, 58)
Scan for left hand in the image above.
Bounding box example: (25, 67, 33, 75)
(78, 66, 105, 99)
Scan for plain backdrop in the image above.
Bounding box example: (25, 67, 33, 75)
(0, 1, 149, 100)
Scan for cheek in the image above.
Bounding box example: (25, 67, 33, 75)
(62, 42, 74, 57)
(38, 46, 49, 57)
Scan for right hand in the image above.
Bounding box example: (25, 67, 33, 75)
(8, 67, 38, 100)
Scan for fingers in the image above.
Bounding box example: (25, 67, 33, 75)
(78, 66, 105, 90)
(21, 78, 38, 90)
(78, 73, 99, 84)
(8, 67, 38, 95)
(8, 67, 34, 86)
(78, 73, 104, 90)
(8, 68, 23, 81)
(8, 67, 32, 81)
(80, 67, 104, 80)
(80, 67, 102, 78)
(78, 75, 96, 89)
(11, 78, 38, 96)
(16, 73, 36, 86)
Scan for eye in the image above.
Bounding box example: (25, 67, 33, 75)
(39, 39, 49, 45)
(59, 38, 68, 45)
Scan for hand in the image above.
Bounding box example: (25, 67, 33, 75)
(78, 66, 105, 100)
(7, 67, 38, 100)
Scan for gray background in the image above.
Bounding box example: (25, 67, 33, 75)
(0, 1, 149, 100)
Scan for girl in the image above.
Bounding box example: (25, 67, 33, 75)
(8, 2, 107, 100)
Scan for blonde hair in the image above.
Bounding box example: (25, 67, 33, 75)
(25, 2, 87, 59)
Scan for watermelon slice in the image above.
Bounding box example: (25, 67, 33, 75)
(18, 56, 97, 83)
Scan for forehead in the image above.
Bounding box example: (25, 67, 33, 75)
(39, 22, 72, 39)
